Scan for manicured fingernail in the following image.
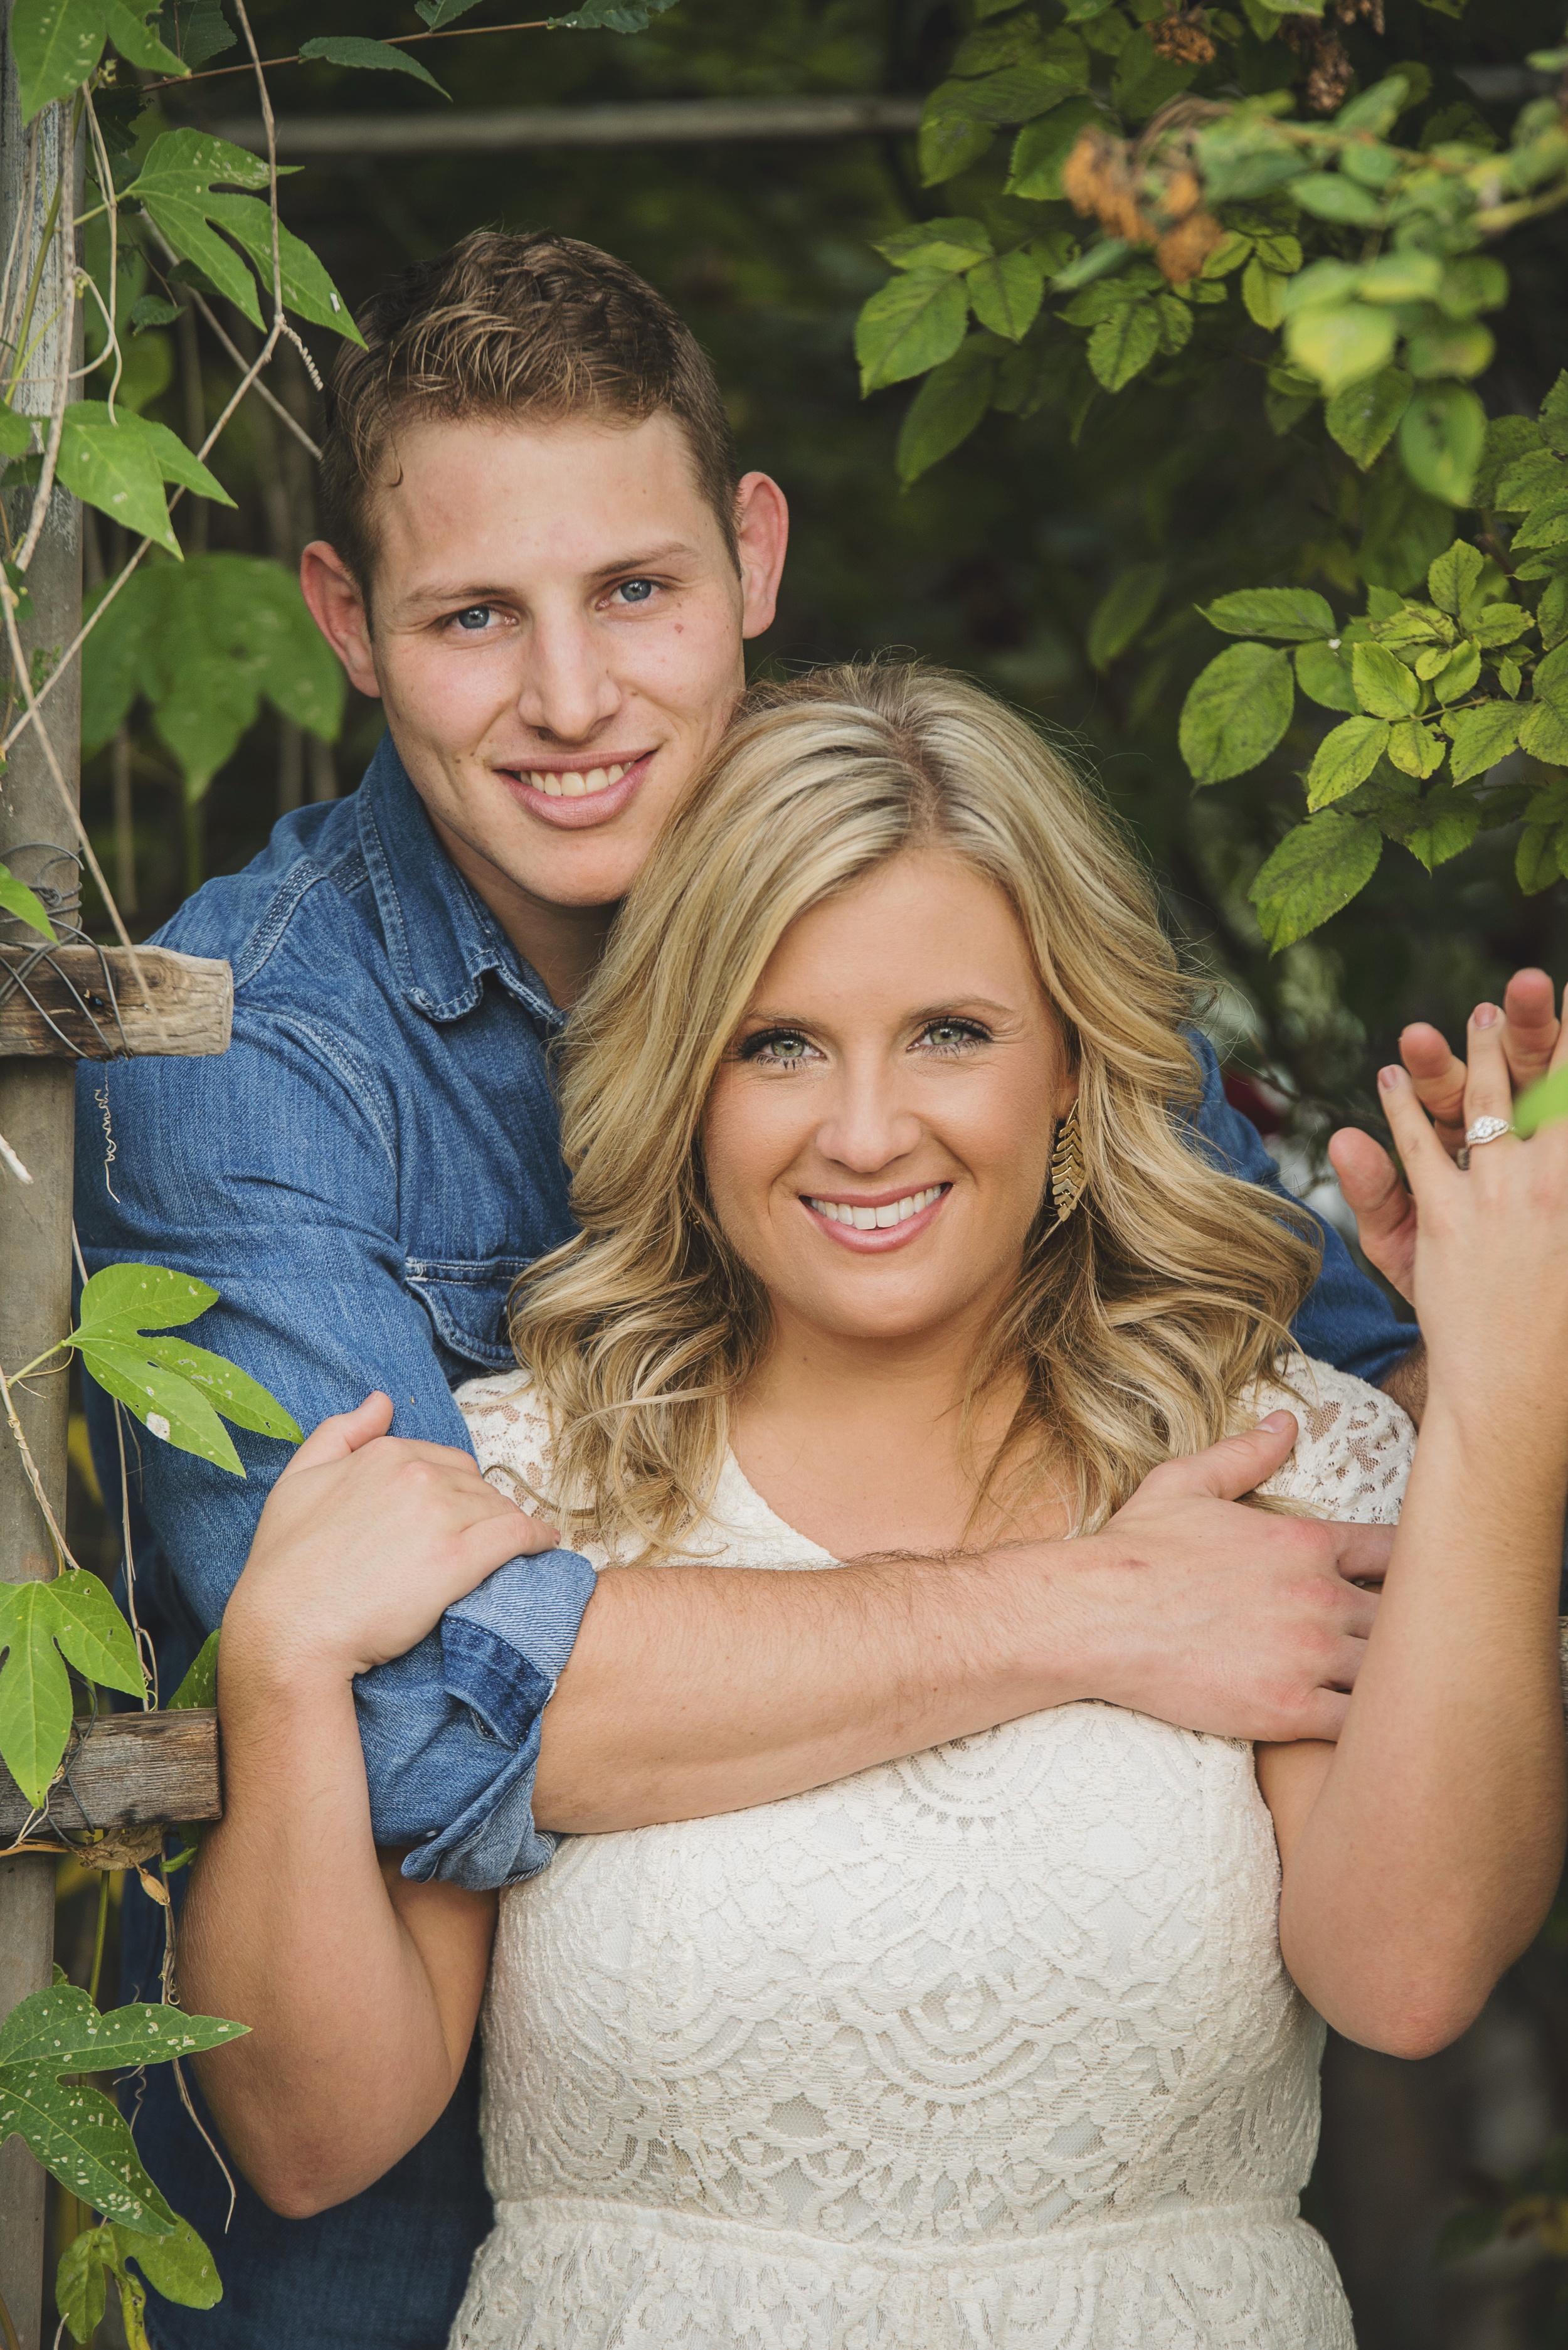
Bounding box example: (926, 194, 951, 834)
(1379, 1064, 1404, 1091)
(1258, 1410, 1294, 1432)
(1473, 1002, 1500, 1028)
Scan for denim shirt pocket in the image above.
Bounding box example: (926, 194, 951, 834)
(403, 1256, 526, 1372)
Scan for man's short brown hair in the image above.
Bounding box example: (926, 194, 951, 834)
(319, 228, 740, 590)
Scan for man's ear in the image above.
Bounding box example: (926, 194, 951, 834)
(734, 472, 788, 642)
(300, 541, 381, 701)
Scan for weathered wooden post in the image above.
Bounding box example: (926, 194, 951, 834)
(0, 12, 81, 2341)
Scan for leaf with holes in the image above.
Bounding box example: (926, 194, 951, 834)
(124, 133, 363, 344)
(1306, 715, 1391, 807)
(0, 2069, 176, 2233)
(0, 1983, 246, 2071)
(856, 271, 970, 393)
(299, 36, 448, 95)
(1250, 814, 1382, 949)
(0, 859, 57, 941)
(137, 1339, 301, 1443)
(68, 1263, 297, 1474)
(1199, 588, 1336, 642)
(11, 0, 107, 119)
(75, 1341, 244, 1476)
(1179, 643, 1295, 784)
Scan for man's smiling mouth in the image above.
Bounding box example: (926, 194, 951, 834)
(526, 762, 628, 799)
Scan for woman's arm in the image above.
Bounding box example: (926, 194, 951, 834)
(179, 1396, 529, 2214)
(1258, 1010, 1568, 2058)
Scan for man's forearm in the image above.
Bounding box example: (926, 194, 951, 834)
(1379, 1338, 1428, 1426)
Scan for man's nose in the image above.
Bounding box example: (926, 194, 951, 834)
(517, 611, 622, 743)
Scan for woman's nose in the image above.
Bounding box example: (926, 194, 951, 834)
(814, 1073, 922, 1172)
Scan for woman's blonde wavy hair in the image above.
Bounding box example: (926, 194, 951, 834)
(509, 661, 1320, 1558)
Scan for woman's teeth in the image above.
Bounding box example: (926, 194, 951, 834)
(528, 763, 628, 798)
(808, 1186, 945, 1231)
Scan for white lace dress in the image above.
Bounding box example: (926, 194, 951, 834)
(449, 1358, 1414, 2350)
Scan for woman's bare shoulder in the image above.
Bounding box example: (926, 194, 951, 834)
(1250, 1354, 1415, 1523)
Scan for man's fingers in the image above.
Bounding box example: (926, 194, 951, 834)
(1502, 967, 1562, 1087)
(1289, 1689, 1350, 1744)
(1165, 1412, 1299, 1502)
(1327, 1127, 1417, 1299)
(281, 1393, 396, 1478)
(1399, 1021, 1468, 1146)
(1377, 1063, 1453, 1193)
(1328, 1519, 1394, 1587)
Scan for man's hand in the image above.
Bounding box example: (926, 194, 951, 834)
(1067, 1410, 1389, 1744)
(1328, 970, 1564, 1304)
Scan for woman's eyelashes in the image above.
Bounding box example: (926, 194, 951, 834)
(736, 1017, 994, 1072)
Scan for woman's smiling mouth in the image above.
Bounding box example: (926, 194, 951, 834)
(802, 1183, 951, 1247)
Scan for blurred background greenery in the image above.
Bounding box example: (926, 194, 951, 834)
(56, 2, 1568, 2341)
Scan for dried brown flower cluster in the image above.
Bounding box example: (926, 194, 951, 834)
(1279, 0, 1382, 116)
(1152, 5, 1217, 67)
(1061, 107, 1228, 282)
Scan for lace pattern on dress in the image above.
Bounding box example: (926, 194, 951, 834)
(448, 1356, 1415, 2349)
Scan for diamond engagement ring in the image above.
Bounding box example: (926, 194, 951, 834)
(1457, 1114, 1513, 1169)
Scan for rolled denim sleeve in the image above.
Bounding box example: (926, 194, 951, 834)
(1183, 1029, 1419, 1388)
(75, 1010, 595, 1891)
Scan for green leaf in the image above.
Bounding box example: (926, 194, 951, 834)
(1088, 561, 1167, 668)
(1241, 260, 1288, 331)
(1290, 173, 1382, 225)
(0, 2067, 176, 2232)
(0, 1583, 73, 1809)
(874, 218, 992, 275)
(0, 1984, 245, 2071)
(1356, 252, 1443, 307)
(1426, 539, 1484, 620)
(1517, 826, 1562, 894)
(0, 401, 33, 460)
(1540, 576, 1568, 651)
(546, 0, 679, 26)
(104, 0, 184, 75)
(1251, 813, 1382, 948)
(958, 60, 1088, 125)
(1404, 784, 1481, 872)
(122, 2214, 223, 2310)
(0, 859, 58, 941)
(1109, 28, 1194, 122)
(967, 250, 1043, 341)
(1306, 714, 1392, 807)
(1516, 1063, 1568, 1137)
(40, 1569, 146, 1700)
(168, 1629, 219, 1711)
(1285, 303, 1398, 396)
(1387, 720, 1445, 779)
(1179, 642, 1295, 784)
(896, 344, 997, 485)
(1088, 302, 1160, 393)
(1510, 494, 1568, 554)
(1335, 74, 1409, 137)
(56, 2223, 110, 2346)
(298, 36, 449, 97)
(55, 407, 231, 560)
(918, 90, 995, 186)
(1350, 641, 1419, 719)
(157, 0, 233, 67)
(1200, 588, 1336, 642)
(11, 0, 107, 120)
(416, 0, 487, 21)
(1469, 603, 1530, 648)
(1520, 697, 1568, 766)
(1398, 381, 1486, 508)
(137, 1339, 301, 1443)
(1444, 699, 1523, 784)
(1295, 638, 1360, 712)
(856, 272, 970, 393)
(124, 133, 363, 345)
(1007, 96, 1100, 201)
(76, 1339, 244, 1476)
(1540, 370, 1568, 459)
(75, 1263, 218, 1344)
(1325, 368, 1412, 471)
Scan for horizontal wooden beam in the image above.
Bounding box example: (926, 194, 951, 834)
(0, 944, 231, 1060)
(0, 1710, 220, 1860)
(208, 93, 924, 159)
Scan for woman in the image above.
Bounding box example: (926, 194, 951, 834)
(185, 665, 1568, 2347)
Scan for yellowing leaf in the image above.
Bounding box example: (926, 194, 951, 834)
(1179, 643, 1295, 784)
(1306, 714, 1391, 807)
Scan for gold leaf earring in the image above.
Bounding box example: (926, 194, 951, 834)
(1048, 1100, 1086, 1225)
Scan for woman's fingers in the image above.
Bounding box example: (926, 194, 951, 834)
(1463, 1004, 1521, 1142)
(279, 1393, 396, 1479)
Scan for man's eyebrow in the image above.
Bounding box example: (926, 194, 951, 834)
(396, 544, 702, 612)
(587, 541, 701, 577)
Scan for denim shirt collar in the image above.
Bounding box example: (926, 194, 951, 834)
(355, 733, 562, 1034)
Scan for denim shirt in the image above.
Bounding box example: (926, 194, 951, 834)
(75, 735, 1414, 2350)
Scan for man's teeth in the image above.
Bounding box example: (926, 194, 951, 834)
(808, 1186, 945, 1231)
(527, 762, 627, 799)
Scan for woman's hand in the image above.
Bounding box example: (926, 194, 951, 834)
(1380, 1007, 1568, 1449)
(223, 1393, 559, 1684)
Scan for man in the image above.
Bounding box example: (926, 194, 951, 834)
(79, 230, 1426, 2350)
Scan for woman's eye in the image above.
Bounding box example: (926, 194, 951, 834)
(613, 578, 657, 606)
(741, 1030, 818, 1070)
(919, 1019, 988, 1055)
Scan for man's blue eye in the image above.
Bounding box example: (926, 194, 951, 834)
(455, 607, 490, 630)
(618, 580, 655, 604)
